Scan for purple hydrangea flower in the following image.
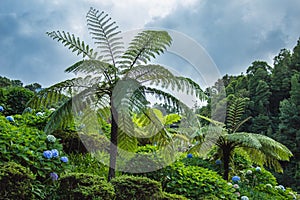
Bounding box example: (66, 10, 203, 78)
(6, 116, 14, 122)
(0, 106, 4, 112)
(50, 172, 58, 181)
(232, 176, 240, 182)
(215, 160, 222, 165)
(43, 150, 53, 159)
(60, 156, 68, 163)
(51, 149, 59, 158)
(187, 153, 193, 158)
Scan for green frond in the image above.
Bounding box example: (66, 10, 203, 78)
(86, 7, 123, 65)
(117, 127, 138, 153)
(144, 86, 186, 113)
(164, 113, 181, 125)
(44, 87, 102, 134)
(226, 96, 248, 132)
(64, 59, 114, 76)
(225, 132, 262, 149)
(121, 30, 172, 68)
(46, 31, 97, 59)
(44, 97, 73, 134)
(125, 65, 206, 101)
(27, 76, 102, 109)
(197, 115, 225, 127)
(231, 133, 293, 172)
(253, 134, 293, 161)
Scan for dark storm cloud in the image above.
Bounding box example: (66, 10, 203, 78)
(146, 0, 300, 75)
(1, 0, 300, 87)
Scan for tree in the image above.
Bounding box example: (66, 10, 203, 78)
(196, 96, 292, 180)
(4, 87, 34, 115)
(25, 83, 42, 93)
(29, 8, 205, 181)
(275, 72, 300, 191)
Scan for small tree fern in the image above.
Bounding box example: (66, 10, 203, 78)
(28, 8, 205, 181)
(194, 96, 293, 180)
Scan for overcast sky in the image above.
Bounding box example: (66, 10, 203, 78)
(1, 0, 300, 87)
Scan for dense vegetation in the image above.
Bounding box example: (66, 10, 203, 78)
(197, 39, 300, 192)
(0, 7, 299, 199)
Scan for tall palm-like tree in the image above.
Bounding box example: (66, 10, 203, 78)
(193, 96, 292, 180)
(28, 8, 205, 181)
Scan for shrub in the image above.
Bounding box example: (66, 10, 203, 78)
(161, 192, 188, 200)
(69, 153, 108, 177)
(145, 162, 236, 200)
(0, 115, 67, 180)
(111, 175, 163, 200)
(242, 167, 278, 187)
(0, 162, 35, 199)
(57, 173, 115, 200)
(52, 129, 110, 154)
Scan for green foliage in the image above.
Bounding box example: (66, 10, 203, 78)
(52, 129, 110, 154)
(161, 192, 188, 200)
(111, 175, 163, 200)
(0, 162, 35, 199)
(180, 156, 217, 171)
(2, 86, 34, 115)
(57, 173, 115, 199)
(145, 162, 236, 200)
(68, 153, 108, 177)
(0, 115, 67, 180)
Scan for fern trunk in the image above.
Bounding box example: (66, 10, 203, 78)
(222, 147, 231, 181)
(108, 104, 118, 182)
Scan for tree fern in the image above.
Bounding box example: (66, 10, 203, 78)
(32, 7, 207, 181)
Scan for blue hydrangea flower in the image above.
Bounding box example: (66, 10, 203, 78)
(50, 172, 58, 181)
(232, 176, 240, 182)
(60, 156, 68, 163)
(187, 153, 193, 158)
(43, 150, 53, 159)
(256, 166, 261, 172)
(241, 196, 249, 200)
(51, 149, 59, 158)
(46, 135, 56, 143)
(215, 160, 222, 165)
(6, 116, 14, 122)
(0, 106, 4, 112)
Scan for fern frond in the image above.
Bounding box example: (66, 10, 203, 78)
(125, 65, 206, 100)
(44, 86, 102, 134)
(122, 30, 172, 69)
(225, 132, 262, 149)
(64, 59, 113, 75)
(46, 31, 97, 59)
(197, 115, 225, 127)
(27, 76, 103, 109)
(87, 7, 123, 65)
(226, 97, 248, 133)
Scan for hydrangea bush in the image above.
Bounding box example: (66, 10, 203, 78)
(0, 115, 68, 181)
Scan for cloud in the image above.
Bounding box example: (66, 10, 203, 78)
(146, 0, 300, 75)
(0, 0, 299, 87)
